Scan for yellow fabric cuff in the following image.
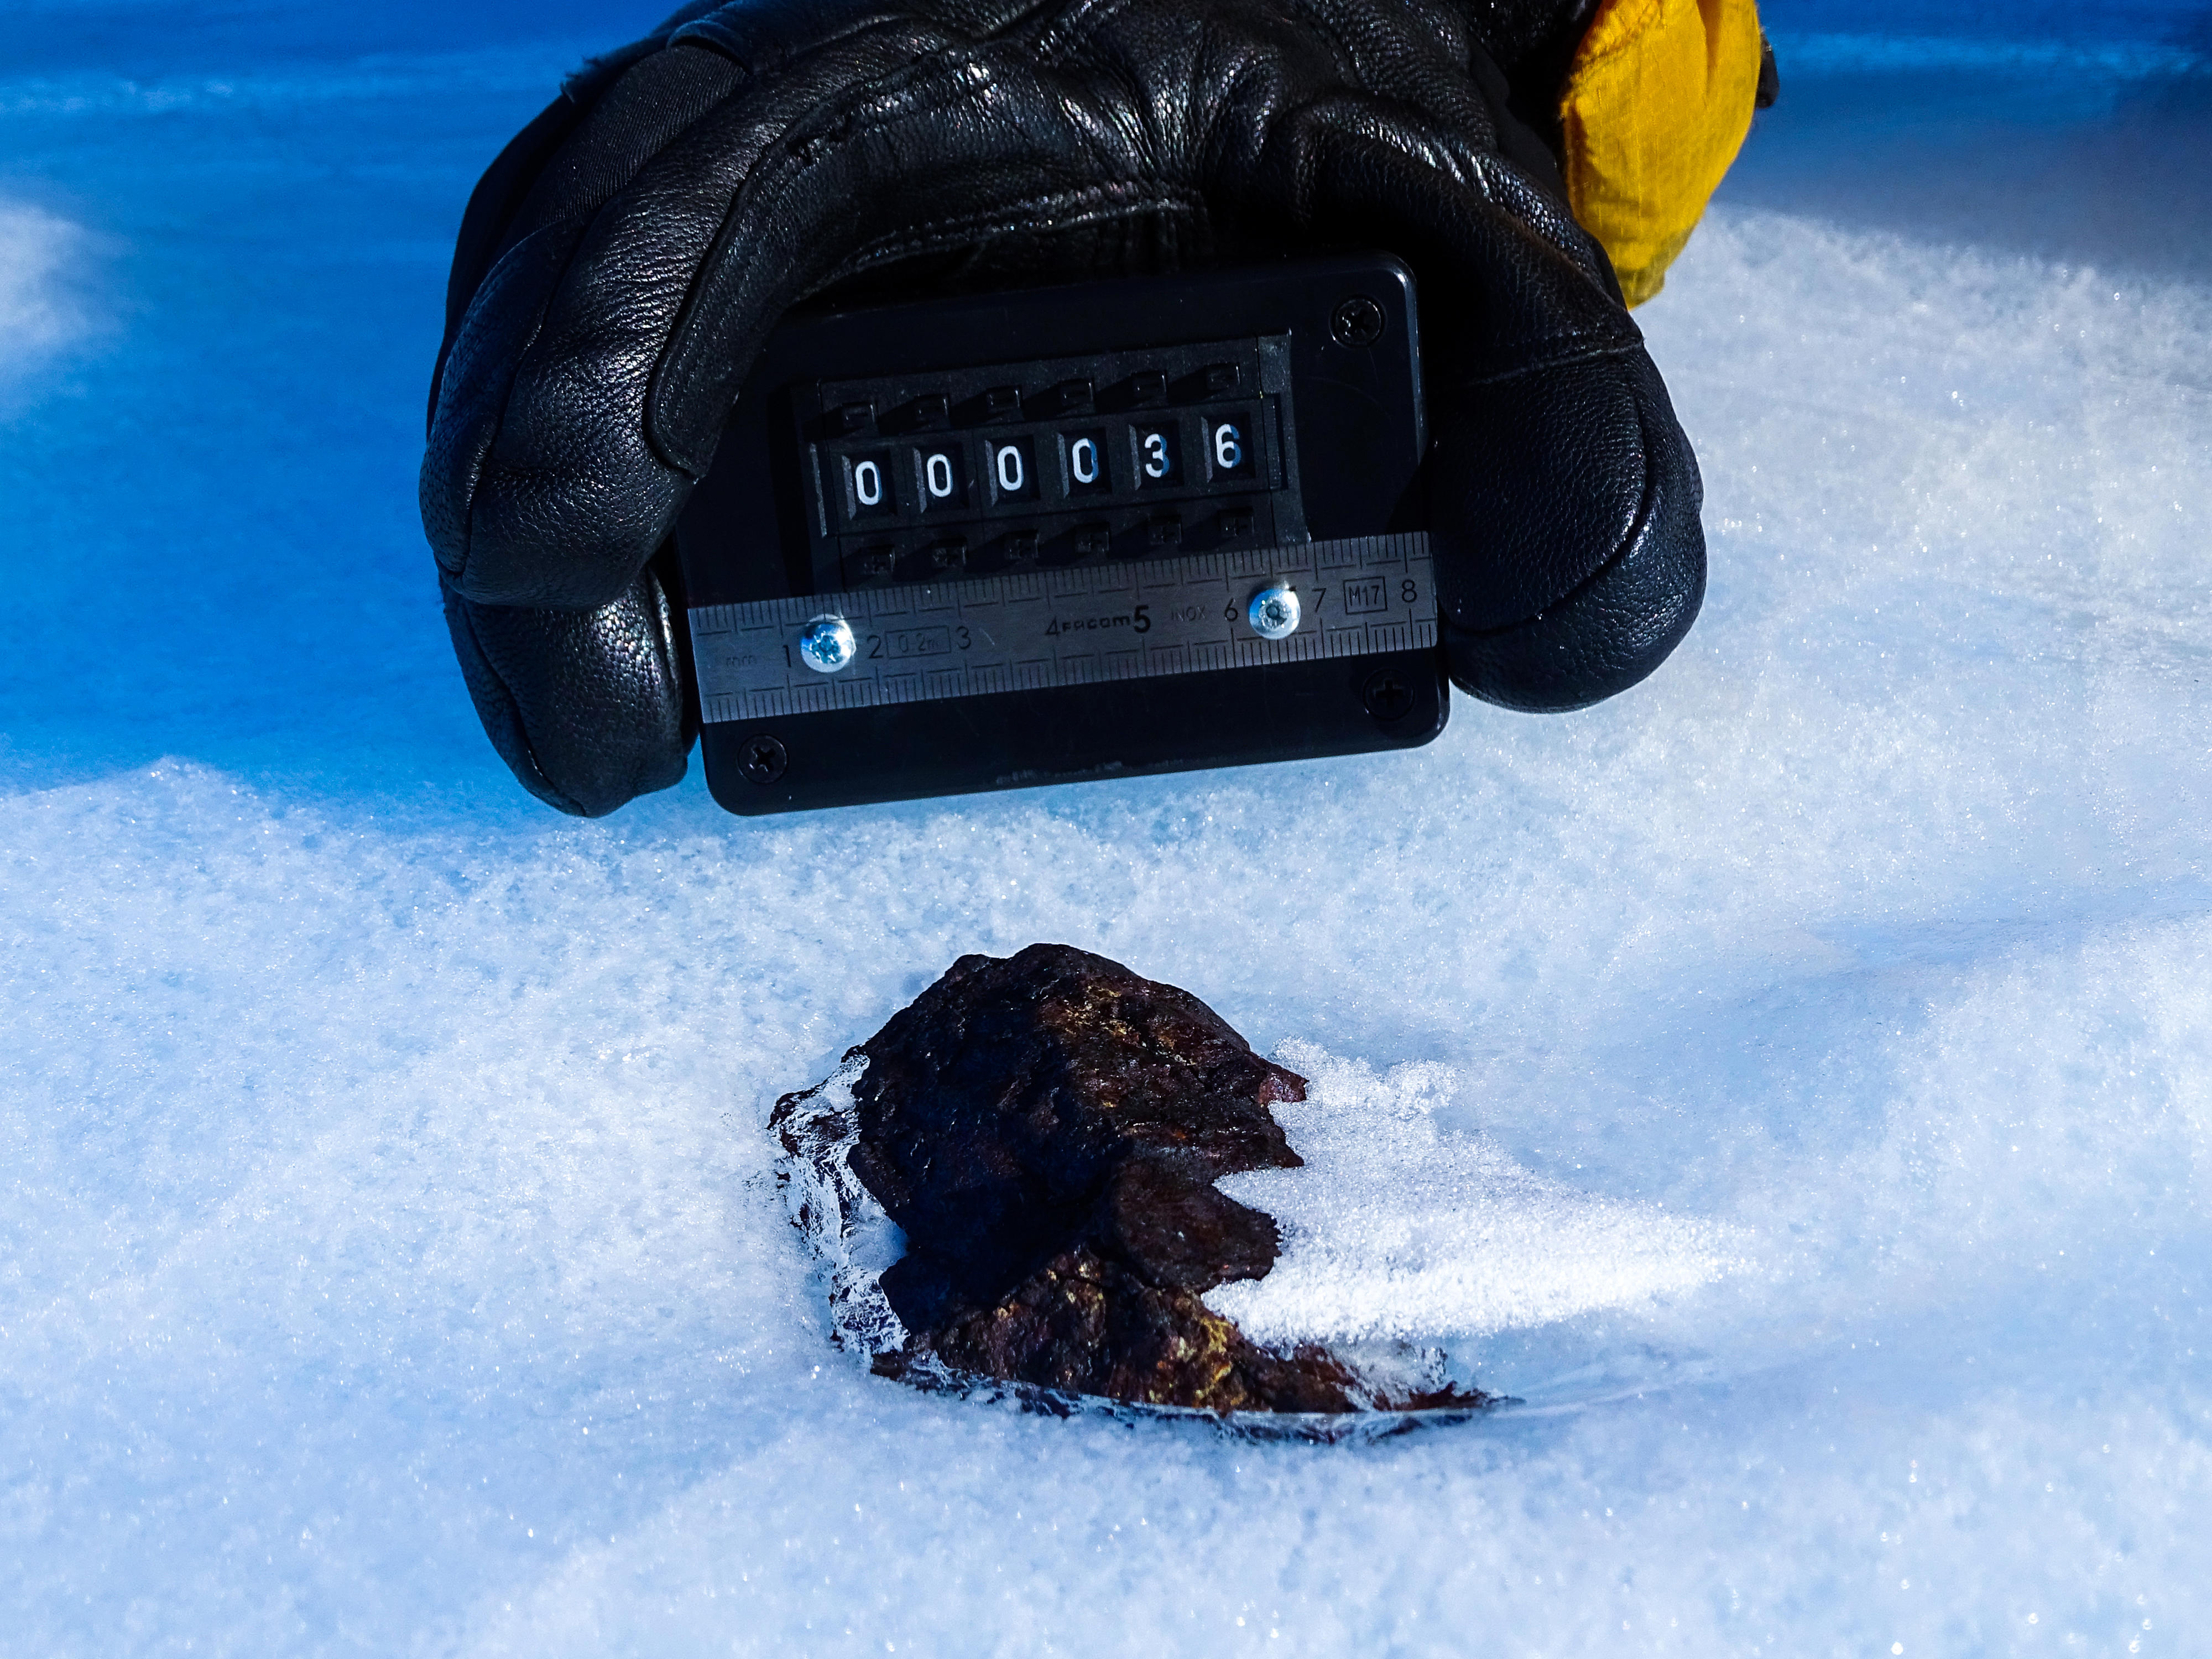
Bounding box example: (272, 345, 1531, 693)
(1558, 0, 1763, 306)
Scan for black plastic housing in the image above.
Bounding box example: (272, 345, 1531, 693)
(676, 254, 1442, 813)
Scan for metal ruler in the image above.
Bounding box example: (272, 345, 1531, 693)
(689, 531, 1435, 724)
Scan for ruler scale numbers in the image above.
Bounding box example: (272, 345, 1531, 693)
(690, 532, 1435, 724)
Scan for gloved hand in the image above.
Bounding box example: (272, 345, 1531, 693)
(423, 0, 1705, 817)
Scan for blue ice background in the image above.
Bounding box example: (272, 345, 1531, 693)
(3, 2, 2210, 1654)
(1, 3, 2205, 795)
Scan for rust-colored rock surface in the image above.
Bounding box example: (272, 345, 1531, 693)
(796, 942, 1482, 1414)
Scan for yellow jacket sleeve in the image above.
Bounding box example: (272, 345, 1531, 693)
(1558, 0, 1765, 305)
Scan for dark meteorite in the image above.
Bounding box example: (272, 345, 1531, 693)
(774, 943, 1489, 1415)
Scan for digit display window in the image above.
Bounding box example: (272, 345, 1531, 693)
(794, 336, 1305, 589)
(1130, 424, 1181, 488)
(911, 445, 967, 512)
(841, 451, 898, 521)
(1206, 412, 1258, 483)
(987, 436, 1037, 504)
(1062, 430, 1112, 494)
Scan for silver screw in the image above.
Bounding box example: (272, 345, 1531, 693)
(1246, 584, 1301, 640)
(796, 614, 858, 674)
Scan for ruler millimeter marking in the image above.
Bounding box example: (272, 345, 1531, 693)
(688, 533, 1436, 724)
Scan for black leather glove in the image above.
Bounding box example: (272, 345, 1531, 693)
(423, 0, 1703, 816)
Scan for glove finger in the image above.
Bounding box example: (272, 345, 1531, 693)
(434, 14, 994, 611)
(427, 32, 676, 434)
(1428, 346, 1705, 711)
(440, 551, 693, 817)
(1431, 354, 1704, 711)
(1258, 111, 1703, 707)
(423, 40, 755, 607)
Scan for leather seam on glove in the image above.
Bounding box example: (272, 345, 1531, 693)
(1277, 122, 1636, 367)
(1259, 0, 1372, 89)
(442, 585, 591, 816)
(830, 184, 1210, 286)
(1030, 0, 1159, 66)
(1444, 356, 1680, 644)
(641, 561, 691, 763)
(1443, 337, 1640, 389)
(445, 233, 576, 596)
(670, 3, 919, 83)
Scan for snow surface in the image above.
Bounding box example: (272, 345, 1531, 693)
(3, 3, 2209, 1653)
(1207, 1044, 1750, 1348)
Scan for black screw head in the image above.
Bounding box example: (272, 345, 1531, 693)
(737, 734, 788, 785)
(1331, 295, 1386, 348)
(1361, 667, 1415, 722)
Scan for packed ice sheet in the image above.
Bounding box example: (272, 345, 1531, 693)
(3, 9, 2210, 1656)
